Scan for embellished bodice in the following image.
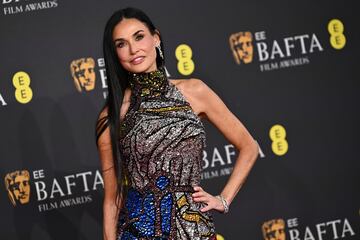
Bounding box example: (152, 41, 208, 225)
(119, 67, 206, 149)
(117, 67, 216, 240)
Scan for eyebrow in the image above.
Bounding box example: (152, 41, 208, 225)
(114, 30, 145, 42)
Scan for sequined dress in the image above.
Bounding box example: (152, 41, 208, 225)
(116, 67, 217, 240)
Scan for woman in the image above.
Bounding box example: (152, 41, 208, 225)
(95, 7, 259, 240)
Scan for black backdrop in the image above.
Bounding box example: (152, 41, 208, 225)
(0, 0, 359, 239)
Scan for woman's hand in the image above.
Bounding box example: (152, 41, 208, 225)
(192, 186, 225, 213)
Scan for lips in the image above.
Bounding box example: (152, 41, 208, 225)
(130, 56, 145, 65)
(19, 194, 28, 199)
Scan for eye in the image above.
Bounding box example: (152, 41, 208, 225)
(11, 183, 20, 191)
(135, 34, 144, 41)
(75, 69, 85, 78)
(116, 41, 126, 48)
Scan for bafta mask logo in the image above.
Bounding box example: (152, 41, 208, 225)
(70, 58, 96, 92)
(229, 32, 254, 64)
(4, 170, 31, 206)
(262, 219, 286, 240)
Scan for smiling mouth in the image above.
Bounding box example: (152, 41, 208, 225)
(131, 56, 145, 65)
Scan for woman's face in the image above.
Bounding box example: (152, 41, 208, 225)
(112, 18, 160, 73)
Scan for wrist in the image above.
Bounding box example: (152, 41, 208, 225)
(215, 194, 230, 214)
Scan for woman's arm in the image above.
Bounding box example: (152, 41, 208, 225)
(96, 107, 122, 240)
(189, 78, 259, 212)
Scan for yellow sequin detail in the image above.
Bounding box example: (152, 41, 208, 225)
(139, 105, 191, 113)
(177, 195, 189, 208)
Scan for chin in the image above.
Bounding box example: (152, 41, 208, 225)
(127, 64, 153, 73)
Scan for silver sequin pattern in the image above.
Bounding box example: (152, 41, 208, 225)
(116, 68, 217, 240)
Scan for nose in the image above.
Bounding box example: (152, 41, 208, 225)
(85, 68, 93, 79)
(128, 41, 139, 55)
(19, 183, 25, 193)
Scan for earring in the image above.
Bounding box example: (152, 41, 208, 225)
(156, 44, 164, 59)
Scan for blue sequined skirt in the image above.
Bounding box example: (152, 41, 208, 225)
(116, 175, 217, 240)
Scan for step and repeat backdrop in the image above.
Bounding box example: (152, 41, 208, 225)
(0, 0, 359, 239)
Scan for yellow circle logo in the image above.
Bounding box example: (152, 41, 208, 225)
(12, 71, 33, 104)
(328, 19, 346, 50)
(175, 44, 195, 75)
(269, 124, 288, 156)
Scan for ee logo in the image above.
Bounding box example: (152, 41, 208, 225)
(269, 124, 288, 156)
(13, 71, 33, 104)
(328, 19, 346, 50)
(175, 44, 195, 76)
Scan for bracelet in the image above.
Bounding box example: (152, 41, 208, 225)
(216, 194, 229, 214)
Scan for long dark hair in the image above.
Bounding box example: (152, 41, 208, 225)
(95, 7, 165, 208)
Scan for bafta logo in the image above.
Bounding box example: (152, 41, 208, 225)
(70, 58, 96, 92)
(262, 219, 286, 240)
(229, 32, 254, 64)
(4, 170, 31, 206)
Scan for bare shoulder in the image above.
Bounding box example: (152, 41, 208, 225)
(119, 88, 132, 121)
(122, 87, 132, 102)
(168, 78, 210, 119)
(98, 105, 109, 119)
(98, 86, 131, 118)
(169, 78, 208, 96)
(98, 87, 132, 123)
(169, 77, 203, 88)
(96, 105, 111, 147)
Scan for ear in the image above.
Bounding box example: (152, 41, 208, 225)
(153, 29, 161, 45)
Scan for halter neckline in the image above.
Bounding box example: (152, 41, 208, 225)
(128, 67, 169, 98)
